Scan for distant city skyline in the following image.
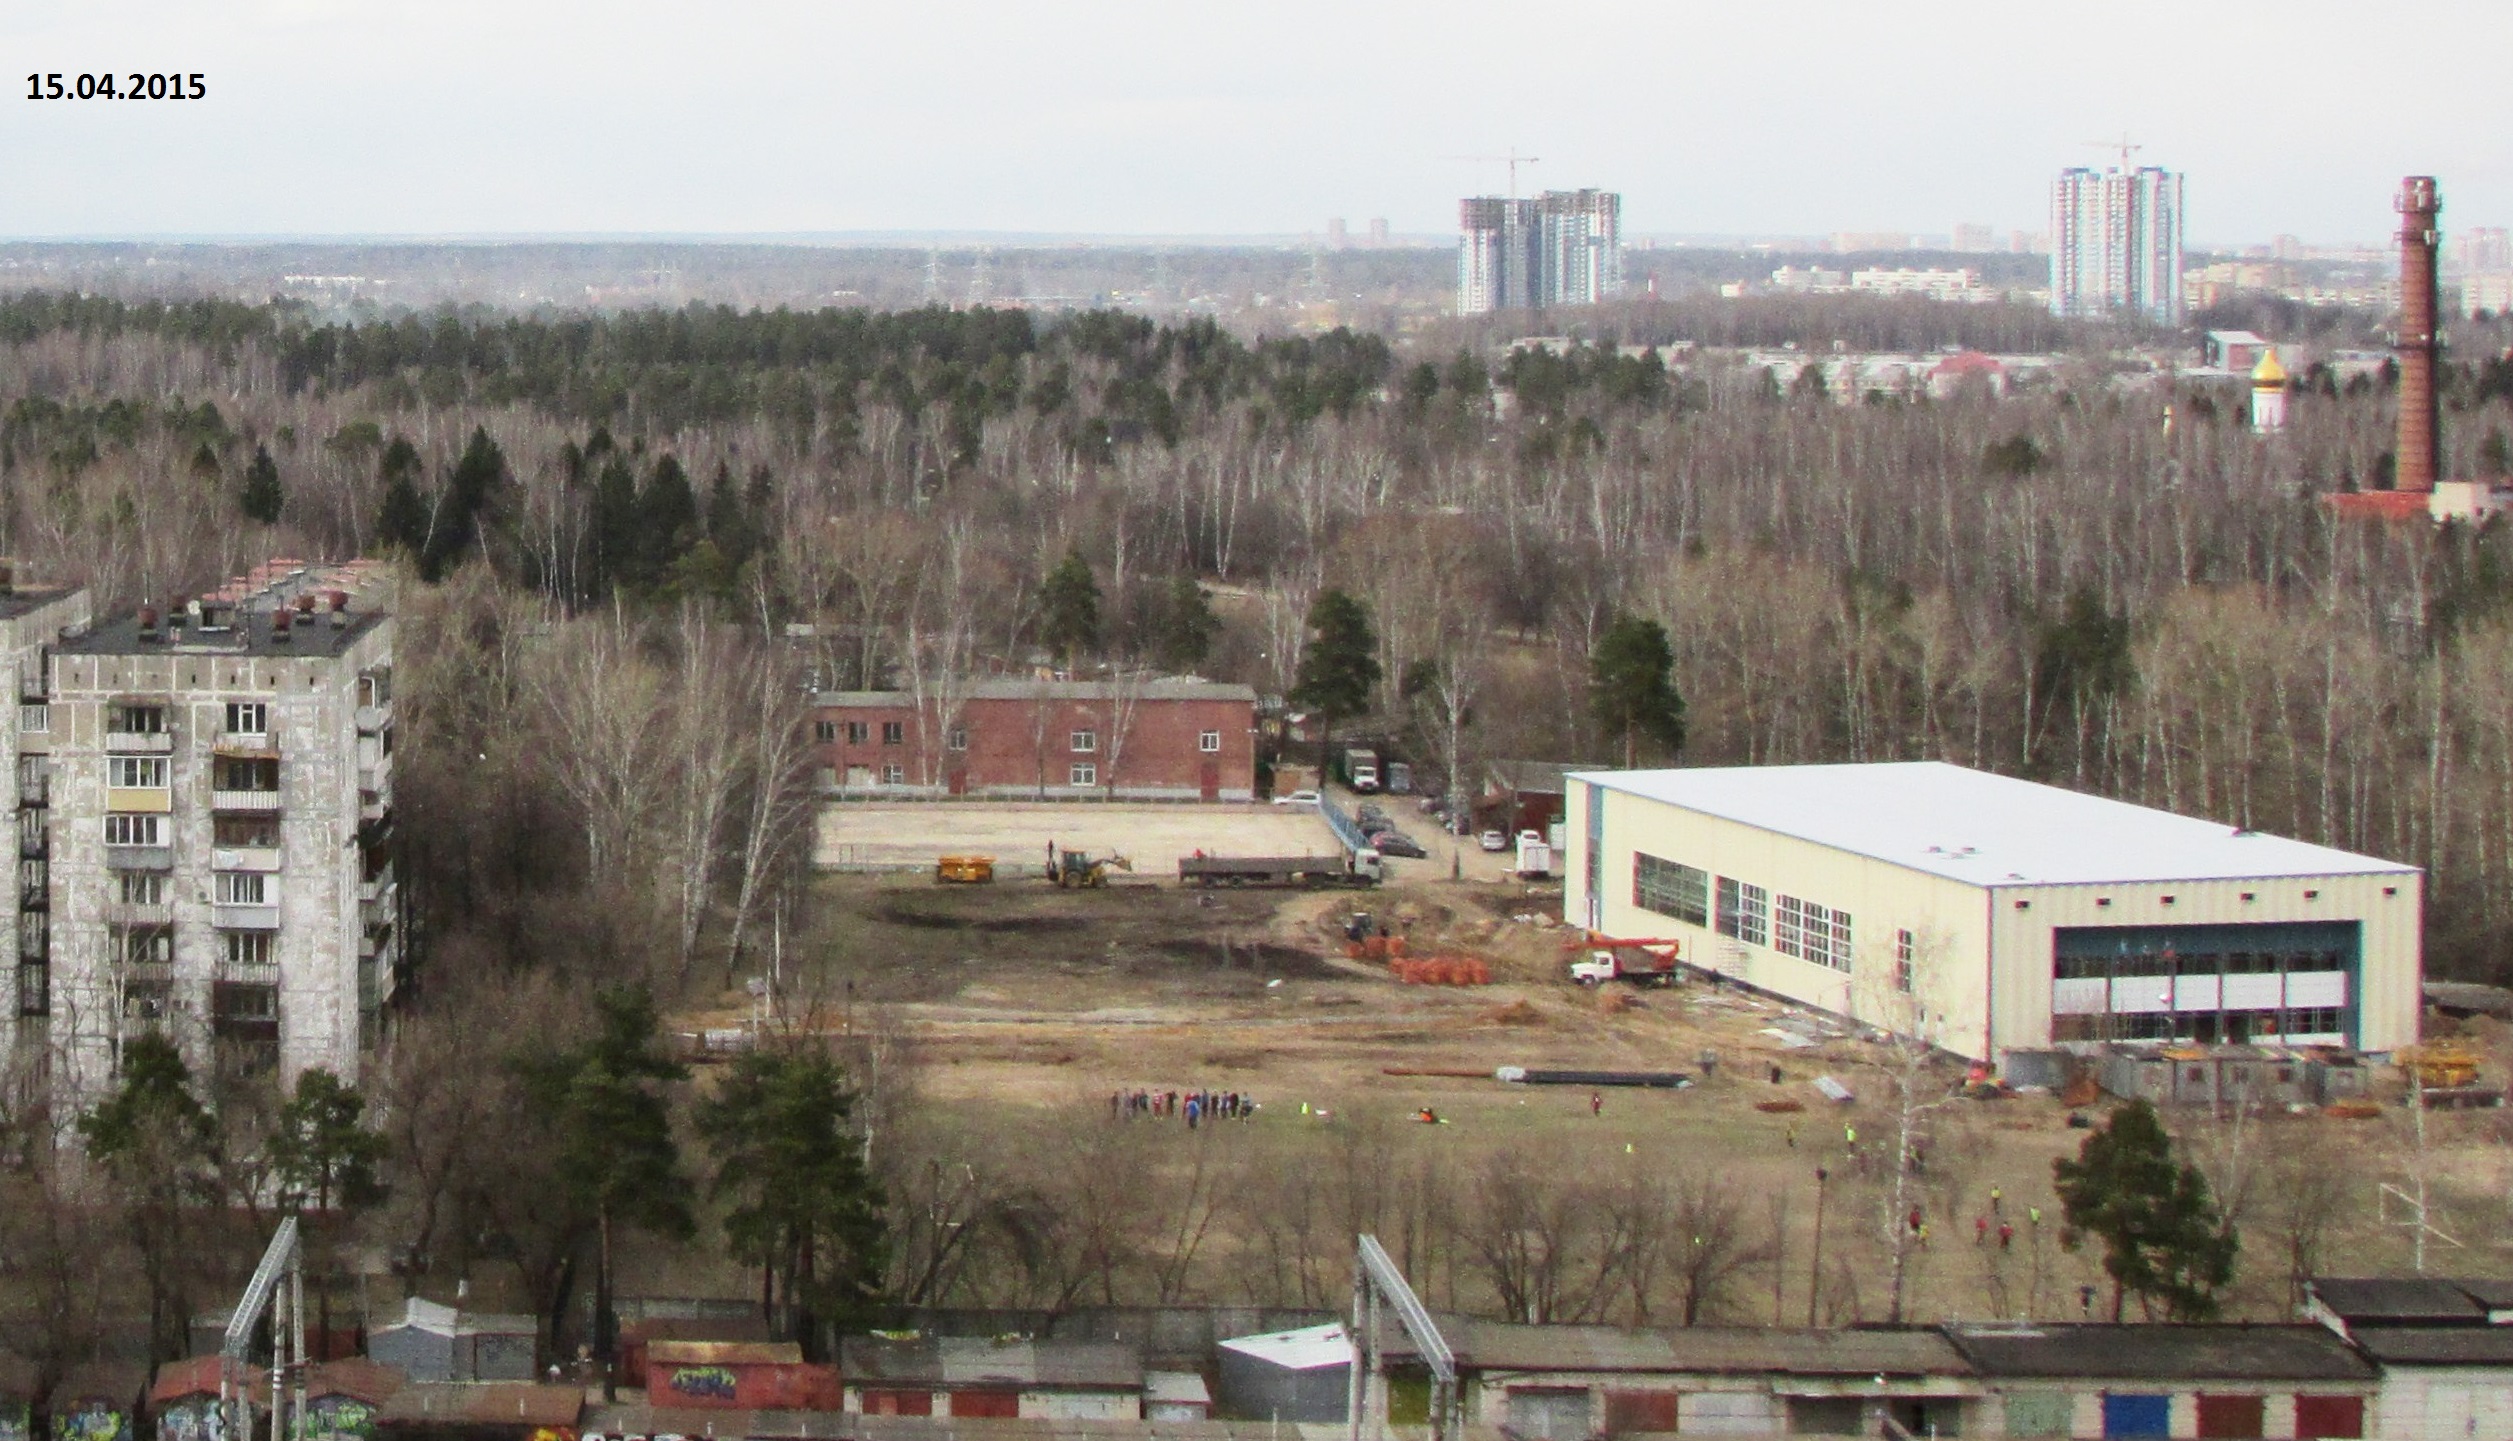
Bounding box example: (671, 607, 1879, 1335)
(5, 0, 2508, 243)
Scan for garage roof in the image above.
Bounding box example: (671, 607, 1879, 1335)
(1575, 763, 2416, 887)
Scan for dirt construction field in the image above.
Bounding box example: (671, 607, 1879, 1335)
(816, 801, 1347, 878)
(664, 868, 2513, 1325)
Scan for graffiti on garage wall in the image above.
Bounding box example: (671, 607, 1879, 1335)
(662, 1367, 737, 1401)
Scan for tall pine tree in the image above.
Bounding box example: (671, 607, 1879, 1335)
(239, 444, 284, 524)
(2053, 1099, 2238, 1320)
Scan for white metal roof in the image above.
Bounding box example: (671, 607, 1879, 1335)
(1573, 762, 2418, 888)
(1218, 1323, 1353, 1372)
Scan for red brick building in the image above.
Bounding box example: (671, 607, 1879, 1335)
(816, 678, 1258, 801)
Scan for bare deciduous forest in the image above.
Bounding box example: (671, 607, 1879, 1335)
(4, 287, 2513, 1361)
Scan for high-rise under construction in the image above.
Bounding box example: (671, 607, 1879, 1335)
(1457, 189, 1622, 315)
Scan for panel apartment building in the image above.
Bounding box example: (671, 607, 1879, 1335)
(2050, 164, 2185, 324)
(3, 564, 398, 1113)
(1459, 189, 1623, 315)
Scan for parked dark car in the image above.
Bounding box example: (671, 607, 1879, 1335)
(1368, 828, 1428, 859)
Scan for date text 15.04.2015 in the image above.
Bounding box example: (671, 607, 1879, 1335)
(27, 74, 205, 100)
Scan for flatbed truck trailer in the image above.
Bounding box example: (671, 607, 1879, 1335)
(1178, 851, 1383, 888)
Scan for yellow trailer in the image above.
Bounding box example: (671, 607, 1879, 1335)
(935, 854, 996, 884)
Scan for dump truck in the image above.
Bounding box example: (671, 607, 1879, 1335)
(935, 854, 996, 884)
(1178, 849, 1383, 888)
(1566, 934, 1682, 986)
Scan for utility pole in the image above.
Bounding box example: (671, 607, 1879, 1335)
(1807, 1166, 1829, 1326)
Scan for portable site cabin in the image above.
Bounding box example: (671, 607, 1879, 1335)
(1216, 1323, 1352, 1423)
(366, 1301, 535, 1385)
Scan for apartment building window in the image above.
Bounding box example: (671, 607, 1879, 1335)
(119, 874, 166, 906)
(108, 756, 169, 789)
(215, 815, 280, 848)
(814, 720, 837, 743)
(111, 923, 173, 968)
(1715, 877, 1770, 946)
(212, 981, 280, 1073)
(845, 721, 869, 744)
(1070, 729, 1098, 753)
(1198, 730, 1222, 753)
(108, 704, 166, 734)
(946, 727, 969, 751)
(214, 872, 270, 907)
(225, 702, 268, 736)
(103, 814, 165, 848)
(17, 703, 46, 733)
(879, 764, 905, 785)
(1894, 929, 1916, 993)
(122, 975, 173, 1021)
(881, 721, 904, 745)
(223, 931, 275, 968)
(213, 756, 280, 792)
(1069, 763, 1097, 787)
(1633, 853, 1709, 926)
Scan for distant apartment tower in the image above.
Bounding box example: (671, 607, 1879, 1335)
(2049, 166, 2185, 324)
(1325, 217, 1349, 250)
(1457, 189, 1622, 314)
(1367, 218, 1390, 248)
(3, 564, 398, 1115)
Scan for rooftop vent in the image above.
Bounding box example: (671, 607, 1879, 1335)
(271, 608, 293, 644)
(329, 590, 349, 628)
(0, 561, 16, 597)
(136, 606, 160, 642)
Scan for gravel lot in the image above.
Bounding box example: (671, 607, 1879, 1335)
(815, 801, 1343, 879)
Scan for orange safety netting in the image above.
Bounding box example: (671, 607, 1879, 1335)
(1389, 956, 1492, 985)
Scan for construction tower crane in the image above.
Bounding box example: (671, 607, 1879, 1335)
(2084, 134, 2144, 169)
(1446, 150, 1541, 199)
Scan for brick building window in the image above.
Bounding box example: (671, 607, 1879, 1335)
(1070, 730, 1097, 753)
(815, 720, 837, 743)
(881, 721, 904, 745)
(946, 727, 969, 751)
(1069, 763, 1096, 787)
(880, 764, 905, 785)
(1199, 730, 1221, 753)
(845, 721, 869, 744)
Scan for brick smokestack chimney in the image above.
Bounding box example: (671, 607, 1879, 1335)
(2395, 175, 2442, 494)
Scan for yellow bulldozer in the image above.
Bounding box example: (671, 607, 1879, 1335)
(1048, 845, 1133, 889)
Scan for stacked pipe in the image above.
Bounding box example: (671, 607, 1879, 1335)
(2396, 176, 2442, 494)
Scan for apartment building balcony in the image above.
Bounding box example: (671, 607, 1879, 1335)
(212, 846, 284, 873)
(17, 778, 46, 808)
(213, 904, 280, 931)
(105, 845, 173, 872)
(359, 789, 389, 824)
(103, 902, 171, 928)
(105, 732, 173, 754)
(361, 880, 397, 928)
(17, 670, 45, 703)
(211, 789, 282, 813)
(17, 828, 43, 861)
(106, 787, 172, 814)
(214, 734, 279, 758)
(17, 932, 45, 966)
(355, 703, 392, 735)
(16, 963, 46, 1018)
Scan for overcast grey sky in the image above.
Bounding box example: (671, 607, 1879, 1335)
(6, 0, 2507, 245)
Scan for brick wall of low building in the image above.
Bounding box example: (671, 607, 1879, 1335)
(819, 690, 1255, 801)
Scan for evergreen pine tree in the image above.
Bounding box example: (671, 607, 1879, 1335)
(2053, 1099, 2239, 1320)
(1036, 551, 1102, 664)
(1590, 614, 1687, 767)
(239, 444, 284, 524)
(1155, 573, 1219, 671)
(698, 1051, 890, 1349)
(1291, 589, 1379, 771)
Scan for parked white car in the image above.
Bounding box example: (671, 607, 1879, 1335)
(1272, 789, 1321, 807)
